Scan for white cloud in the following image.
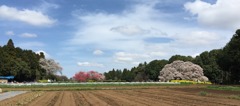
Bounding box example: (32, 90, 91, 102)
(77, 62, 104, 67)
(6, 31, 14, 36)
(35, 50, 50, 58)
(110, 25, 148, 35)
(115, 52, 150, 58)
(115, 57, 133, 62)
(20, 33, 38, 38)
(131, 61, 141, 65)
(175, 31, 219, 45)
(149, 51, 166, 57)
(93, 50, 104, 55)
(66, 1, 229, 70)
(69, 1, 169, 52)
(37, 1, 59, 13)
(191, 53, 200, 58)
(114, 52, 150, 64)
(184, 0, 240, 29)
(0, 5, 56, 26)
(17, 42, 45, 50)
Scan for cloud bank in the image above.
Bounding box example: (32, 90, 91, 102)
(77, 62, 104, 68)
(185, 0, 240, 29)
(20, 33, 38, 38)
(66, 1, 226, 68)
(93, 50, 104, 55)
(0, 5, 56, 26)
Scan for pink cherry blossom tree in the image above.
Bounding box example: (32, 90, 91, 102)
(73, 70, 105, 82)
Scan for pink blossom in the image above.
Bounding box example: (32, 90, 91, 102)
(73, 70, 105, 82)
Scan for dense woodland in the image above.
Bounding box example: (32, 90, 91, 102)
(104, 29, 240, 84)
(0, 39, 67, 82)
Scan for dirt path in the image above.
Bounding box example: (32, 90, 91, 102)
(0, 91, 27, 101)
(0, 91, 43, 106)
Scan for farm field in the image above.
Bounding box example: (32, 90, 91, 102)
(0, 85, 240, 106)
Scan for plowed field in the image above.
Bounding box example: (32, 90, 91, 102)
(1, 87, 240, 106)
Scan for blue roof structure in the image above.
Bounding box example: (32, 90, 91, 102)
(0, 76, 14, 80)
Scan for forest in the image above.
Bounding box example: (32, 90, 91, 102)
(104, 29, 240, 84)
(0, 39, 67, 82)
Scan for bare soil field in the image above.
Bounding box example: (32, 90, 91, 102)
(1, 86, 240, 106)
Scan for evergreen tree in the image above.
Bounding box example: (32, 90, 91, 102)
(7, 39, 15, 48)
(194, 50, 223, 84)
(169, 55, 193, 63)
(218, 29, 240, 84)
(145, 60, 168, 81)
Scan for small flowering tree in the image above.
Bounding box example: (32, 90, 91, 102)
(39, 58, 63, 75)
(73, 70, 105, 82)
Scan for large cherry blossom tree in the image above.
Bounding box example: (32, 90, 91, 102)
(159, 60, 209, 82)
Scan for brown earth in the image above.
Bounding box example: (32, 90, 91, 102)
(0, 91, 44, 106)
(1, 86, 240, 106)
(170, 87, 240, 95)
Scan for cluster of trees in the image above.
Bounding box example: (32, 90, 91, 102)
(104, 29, 240, 84)
(2, 29, 240, 84)
(0, 39, 66, 82)
(193, 30, 240, 84)
(73, 71, 105, 82)
(104, 60, 168, 82)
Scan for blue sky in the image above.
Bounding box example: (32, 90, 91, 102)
(0, 0, 239, 78)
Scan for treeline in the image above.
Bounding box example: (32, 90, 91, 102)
(0, 39, 66, 82)
(104, 29, 240, 84)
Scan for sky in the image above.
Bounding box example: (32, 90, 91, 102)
(0, 0, 239, 78)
